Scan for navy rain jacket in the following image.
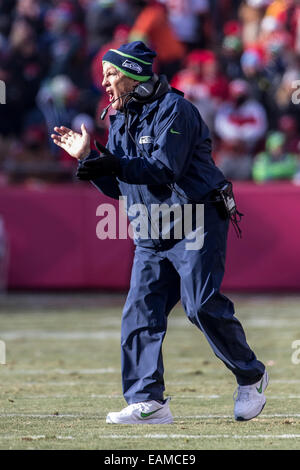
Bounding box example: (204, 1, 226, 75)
(89, 83, 227, 248)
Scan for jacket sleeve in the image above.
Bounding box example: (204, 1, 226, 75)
(82, 150, 122, 200)
(117, 99, 204, 185)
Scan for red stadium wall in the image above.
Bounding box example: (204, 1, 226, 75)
(0, 182, 299, 291)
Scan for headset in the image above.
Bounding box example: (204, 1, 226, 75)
(131, 74, 159, 102)
(100, 75, 159, 120)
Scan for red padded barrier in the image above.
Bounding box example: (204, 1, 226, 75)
(0, 182, 299, 291)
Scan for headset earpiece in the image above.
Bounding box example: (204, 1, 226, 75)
(132, 75, 159, 102)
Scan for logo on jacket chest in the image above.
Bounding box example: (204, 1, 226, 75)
(139, 136, 154, 144)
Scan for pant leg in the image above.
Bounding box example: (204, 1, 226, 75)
(121, 245, 180, 404)
(167, 204, 265, 386)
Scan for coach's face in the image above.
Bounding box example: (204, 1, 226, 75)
(102, 62, 139, 111)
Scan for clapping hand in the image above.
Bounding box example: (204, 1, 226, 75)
(51, 124, 91, 160)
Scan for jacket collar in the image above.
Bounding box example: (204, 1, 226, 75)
(110, 98, 160, 131)
(109, 75, 171, 129)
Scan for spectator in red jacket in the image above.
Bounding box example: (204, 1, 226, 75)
(214, 78, 268, 152)
(171, 49, 229, 131)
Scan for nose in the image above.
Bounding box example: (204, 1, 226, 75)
(102, 74, 109, 88)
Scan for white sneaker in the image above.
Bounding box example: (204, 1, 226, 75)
(106, 398, 173, 424)
(234, 370, 269, 421)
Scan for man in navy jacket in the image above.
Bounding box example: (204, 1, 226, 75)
(51, 41, 268, 424)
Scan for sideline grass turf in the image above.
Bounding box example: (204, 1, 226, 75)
(0, 293, 300, 450)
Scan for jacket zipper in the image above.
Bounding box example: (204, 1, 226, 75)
(125, 108, 160, 249)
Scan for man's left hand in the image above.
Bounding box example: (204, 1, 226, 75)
(76, 154, 121, 180)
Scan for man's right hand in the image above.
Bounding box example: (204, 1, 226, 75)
(51, 124, 91, 160)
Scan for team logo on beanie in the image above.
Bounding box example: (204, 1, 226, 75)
(122, 59, 143, 74)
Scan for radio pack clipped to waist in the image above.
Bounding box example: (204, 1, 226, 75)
(214, 182, 244, 238)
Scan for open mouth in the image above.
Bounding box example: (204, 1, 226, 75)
(107, 89, 114, 102)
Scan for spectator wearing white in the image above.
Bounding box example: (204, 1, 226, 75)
(163, 0, 210, 49)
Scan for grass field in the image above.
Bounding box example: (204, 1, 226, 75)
(0, 292, 300, 451)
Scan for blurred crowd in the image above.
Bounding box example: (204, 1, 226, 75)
(0, 0, 300, 185)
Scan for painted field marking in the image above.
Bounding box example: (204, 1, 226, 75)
(2, 433, 295, 440)
(1, 368, 300, 387)
(0, 413, 94, 418)
(0, 331, 119, 340)
(271, 380, 300, 384)
(3, 387, 300, 400)
(104, 433, 300, 440)
(1, 369, 300, 387)
(0, 368, 117, 375)
(0, 435, 73, 440)
(0, 434, 300, 441)
(10, 394, 124, 399)
(1, 413, 300, 420)
(179, 414, 300, 419)
(2, 315, 300, 341)
(0, 433, 300, 442)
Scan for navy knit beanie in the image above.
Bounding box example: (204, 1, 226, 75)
(102, 41, 157, 82)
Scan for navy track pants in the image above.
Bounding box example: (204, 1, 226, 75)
(121, 204, 265, 404)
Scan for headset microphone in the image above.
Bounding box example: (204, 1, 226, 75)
(100, 92, 133, 120)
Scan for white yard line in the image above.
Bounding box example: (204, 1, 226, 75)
(2, 316, 300, 341)
(1, 369, 299, 385)
(1, 413, 300, 419)
(0, 331, 119, 340)
(267, 395, 300, 399)
(2, 369, 300, 387)
(0, 433, 300, 441)
(105, 433, 300, 440)
(5, 394, 219, 399)
(3, 433, 297, 440)
(242, 319, 300, 328)
(0, 435, 73, 440)
(3, 389, 300, 399)
(0, 368, 117, 375)
(271, 380, 300, 384)
(0, 433, 299, 441)
(12, 394, 124, 399)
(0, 413, 93, 418)
(179, 414, 300, 419)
